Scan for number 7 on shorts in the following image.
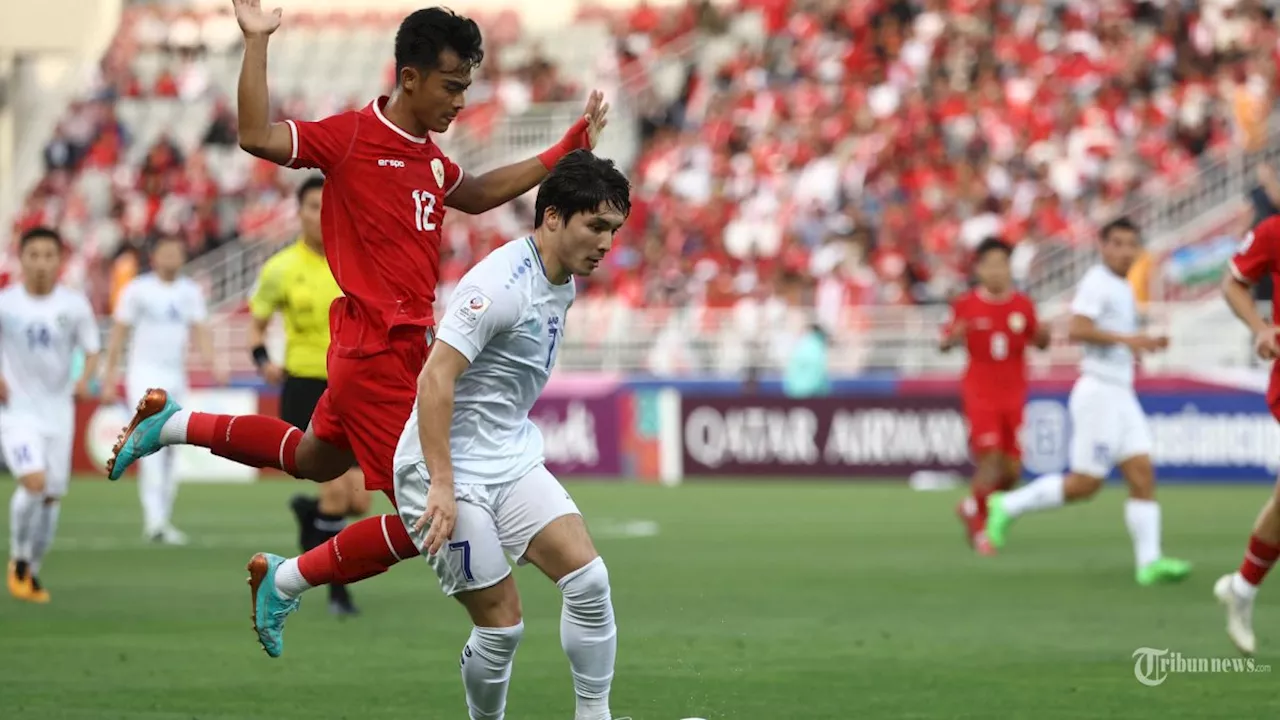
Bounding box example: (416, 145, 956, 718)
(448, 540, 474, 582)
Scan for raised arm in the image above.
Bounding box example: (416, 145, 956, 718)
(232, 0, 292, 164)
(445, 92, 609, 215)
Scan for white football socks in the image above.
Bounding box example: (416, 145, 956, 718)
(159, 410, 192, 445)
(1001, 473, 1065, 517)
(558, 557, 617, 720)
(1125, 499, 1163, 569)
(273, 557, 312, 599)
(461, 622, 524, 720)
(27, 501, 61, 575)
(139, 446, 177, 532)
(9, 487, 40, 562)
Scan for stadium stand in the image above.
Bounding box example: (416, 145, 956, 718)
(3, 0, 1277, 374)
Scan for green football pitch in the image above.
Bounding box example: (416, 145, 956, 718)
(2, 478, 1279, 719)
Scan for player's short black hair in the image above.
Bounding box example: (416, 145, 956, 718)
(297, 175, 324, 204)
(19, 226, 64, 252)
(1101, 216, 1140, 242)
(534, 150, 632, 229)
(394, 7, 484, 77)
(974, 237, 1012, 261)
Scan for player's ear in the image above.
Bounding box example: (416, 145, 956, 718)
(544, 207, 561, 232)
(399, 66, 421, 92)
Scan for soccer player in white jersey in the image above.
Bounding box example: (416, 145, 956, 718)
(984, 218, 1193, 585)
(1, 227, 101, 603)
(265, 151, 626, 719)
(100, 235, 224, 544)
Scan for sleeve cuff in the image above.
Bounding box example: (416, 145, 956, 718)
(285, 120, 299, 168)
(436, 327, 481, 363)
(1230, 259, 1254, 285)
(445, 170, 465, 197)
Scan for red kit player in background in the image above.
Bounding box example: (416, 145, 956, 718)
(1216, 214, 1280, 656)
(106, 0, 609, 657)
(940, 238, 1049, 555)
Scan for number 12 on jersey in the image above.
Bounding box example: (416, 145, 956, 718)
(413, 189, 438, 232)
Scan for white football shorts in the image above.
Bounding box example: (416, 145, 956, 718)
(1068, 374, 1152, 478)
(0, 420, 74, 497)
(395, 463, 581, 596)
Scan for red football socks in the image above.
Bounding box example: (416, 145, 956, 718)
(296, 514, 420, 586)
(186, 413, 302, 475)
(1239, 534, 1280, 586)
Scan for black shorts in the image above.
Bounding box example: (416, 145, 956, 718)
(279, 375, 328, 431)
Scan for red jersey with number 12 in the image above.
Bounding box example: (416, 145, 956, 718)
(285, 96, 464, 357)
(945, 289, 1039, 409)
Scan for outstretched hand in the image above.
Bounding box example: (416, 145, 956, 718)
(232, 0, 282, 37)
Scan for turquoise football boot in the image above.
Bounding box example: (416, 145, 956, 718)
(106, 389, 181, 481)
(247, 553, 301, 658)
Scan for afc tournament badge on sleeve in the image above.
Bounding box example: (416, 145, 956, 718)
(454, 290, 492, 328)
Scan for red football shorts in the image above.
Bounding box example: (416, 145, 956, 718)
(310, 327, 432, 493)
(964, 403, 1023, 459)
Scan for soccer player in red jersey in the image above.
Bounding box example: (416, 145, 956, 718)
(1215, 214, 1280, 655)
(940, 238, 1049, 554)
(106, 1, 608, 657)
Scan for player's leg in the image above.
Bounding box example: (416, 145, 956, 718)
(23, 430, 72, 601)
(957, 405, 1003, 551)
(401, 469, 524, 719)
(507, 467, 616, 720)
(316, 467, 367, 616)
(986, 380, 1112, 548)
(996, 405, 1024, 491)
(3, 425, 47, 601)
(1215, 478, 1280, 655)
(106, 387, 354, 482)
(1114, 391, 1190, 585)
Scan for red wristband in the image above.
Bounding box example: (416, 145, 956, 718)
(537, 116, 591, 170)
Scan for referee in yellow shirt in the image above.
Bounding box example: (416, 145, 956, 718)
(248, 175, 369, 617)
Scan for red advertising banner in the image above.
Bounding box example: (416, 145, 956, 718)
(680, 395, 972, 478)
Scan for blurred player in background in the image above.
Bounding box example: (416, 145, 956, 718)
(249, 174, 370, 617)
(102, 235, 223, 545)
(108, 1, 607, 657)
(390, 150, 628, 720)
(1, 227, 100, 602)
(984, 219, 1191, 585)
(1215, 213, 1280, 655)
(940, 238, 1048, 555)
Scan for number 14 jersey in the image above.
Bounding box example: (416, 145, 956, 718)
(945, 289, 1040, 411)
(394, 236, 575, 486)
(285, 96, 465, 358)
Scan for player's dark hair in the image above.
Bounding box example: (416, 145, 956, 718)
(297, 175, 324, 204)
(394, 7, 484, 77)
(1100, 217, 1139, 242)
(19, 226, 64, 252)
(974, 237, 1012, 261)
(534, 150, 632, 229)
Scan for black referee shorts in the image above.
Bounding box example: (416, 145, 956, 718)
(279, 375, 328, 431)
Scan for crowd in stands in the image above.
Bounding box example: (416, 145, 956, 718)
(6, 0, 1277, 323)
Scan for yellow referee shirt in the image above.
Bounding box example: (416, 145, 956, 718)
(249, 240, 341, 380)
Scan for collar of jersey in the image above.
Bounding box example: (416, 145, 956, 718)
(525, 236, 550, 279)
(372, 96, 426, 144)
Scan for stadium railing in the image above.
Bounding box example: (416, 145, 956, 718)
(141, 299, 1252, 380)
(1026, 115, 1280, 303)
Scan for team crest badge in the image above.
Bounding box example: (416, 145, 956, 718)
(1008, 312, 1026, 333)
(431, 158, 445, 188)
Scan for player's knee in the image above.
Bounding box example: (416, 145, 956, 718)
(348, 487, 372, 516)
(558, 556, 611, 623)
(461, 579, 523, 627)
(294, 433, 349, 482)
(1066, 473, 1104, 499)
(18, 472, 46, 494)
(464, 621, 524, 667)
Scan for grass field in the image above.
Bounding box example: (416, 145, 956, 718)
(2, 478, 1280, 719)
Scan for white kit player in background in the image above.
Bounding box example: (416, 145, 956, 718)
(101, 235, 226, 544)
(1, 227, 101, 603)
(385, 151, 629, 720)
(984, 218, 1192, 585)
